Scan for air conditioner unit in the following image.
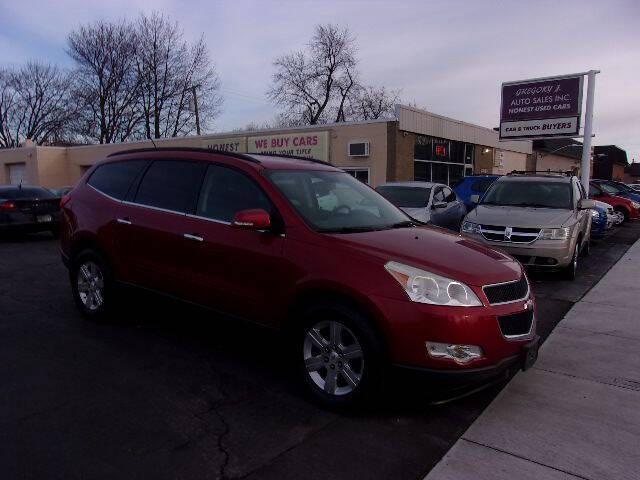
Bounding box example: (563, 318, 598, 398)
(348, 141, 370, 157)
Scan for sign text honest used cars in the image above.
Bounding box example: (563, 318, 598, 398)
(500, 75, 583, 140)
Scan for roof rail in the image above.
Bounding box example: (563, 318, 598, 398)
(508, 170, 575, 177)
(105, 147, 334, 167)
(107, 147, 262, 164)
(246, 152, 333, 167)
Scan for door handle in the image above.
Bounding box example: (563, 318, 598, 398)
(183, 233, 204, 242)
(116, 218, 132, 225)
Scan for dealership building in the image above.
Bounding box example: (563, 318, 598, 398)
(0, 105, 536, 188)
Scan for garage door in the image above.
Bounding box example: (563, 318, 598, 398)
(8, 163, 26, 185)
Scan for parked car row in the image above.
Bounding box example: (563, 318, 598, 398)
(8, 153, 633, 409)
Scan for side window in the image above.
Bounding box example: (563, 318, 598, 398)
(589, 185, 599, 197)
(134, 160, 206, 213)
(433, 188, 445, 203)
(443, 187, 456, 202)
(88, 160, 148, 200)
(196, 165, 272, 222)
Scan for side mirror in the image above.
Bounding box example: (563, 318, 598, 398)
(469, 194, 480, 204)
(231, 209, 271, 230)
(579, 199, 596, 210)
(432, 201, 447, 209)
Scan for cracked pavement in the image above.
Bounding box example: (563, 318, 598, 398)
(1, 224, 638, 479)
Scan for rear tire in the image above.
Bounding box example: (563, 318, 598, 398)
(296, 301, 386, 409)
(70, 249, 116, 320)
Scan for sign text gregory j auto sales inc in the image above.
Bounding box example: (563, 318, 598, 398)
(499, 75, 583, 140)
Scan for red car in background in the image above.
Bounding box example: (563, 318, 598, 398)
(60, 148, 539, 408)
(589, 182, 640, 223)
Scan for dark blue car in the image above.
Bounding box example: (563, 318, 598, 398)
(592, 179, 640, 203)
(452, 175, 500, 211)
(590, 203, 608, 238)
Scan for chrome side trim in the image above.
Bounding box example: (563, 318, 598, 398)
(482, 276, 530, 306)
(184, 213, 231, 226)
(87, 183, 123, 203)
(121, 200, 187, 217)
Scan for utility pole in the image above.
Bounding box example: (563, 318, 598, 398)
(191, 85, 201, 136)
(581, 70, 599, 194)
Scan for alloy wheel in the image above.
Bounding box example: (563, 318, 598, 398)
(303, 320, 364, 396)
(77, 261, 105, 311)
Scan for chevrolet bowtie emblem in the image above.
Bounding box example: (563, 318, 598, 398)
(504, 226, 513, 240)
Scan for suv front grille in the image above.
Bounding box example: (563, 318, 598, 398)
(498, 309, 534, 337)
(480, 225, 540, 244)
(483, 276, 529, 305)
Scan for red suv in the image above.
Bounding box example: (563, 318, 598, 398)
(60, 148, 539, 407)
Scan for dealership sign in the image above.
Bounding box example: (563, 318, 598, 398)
(247, 131, 329, 161)
(203, 131, 329, 161)
(499, 75, 583, 140)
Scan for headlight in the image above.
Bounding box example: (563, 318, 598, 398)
(632, 201, 640, 209)
(384, 261, 482, 307)
(461, 221, 481, 235)
(591, 209, 599, 219)
(538, 227, 570, 240)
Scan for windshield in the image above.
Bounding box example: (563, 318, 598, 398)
(0, 187, 55, 199)
(610, 182, 633, 192)
(599, 183, 623, 195)
(481, 180, 572, 209)
(375, 186, 431, 208)
(267, 170, 411, 232)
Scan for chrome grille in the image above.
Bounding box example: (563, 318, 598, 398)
(480, 225, 540, 244)
(483, 276, 529, 305)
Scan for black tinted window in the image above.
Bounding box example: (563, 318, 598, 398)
(135, 160, 205, 213)
(375, 186, 431, 208)
(197, 165, 272, 222)
(471, 179, 495, 193)
(443, 187, 456, 202)
(88, 160, 148, 200)
(0, 186, 55, 199)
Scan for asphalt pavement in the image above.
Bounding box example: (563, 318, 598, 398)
(1, 223, 638, 480)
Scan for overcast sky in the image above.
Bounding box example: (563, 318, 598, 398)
(1, 0, 638, 160)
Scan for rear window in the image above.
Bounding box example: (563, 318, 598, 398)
(375, 186, 431, 208)
(471, 179, 496, 193)
(88, 160, 148, 200)
(134, 160, 206, 213)
(0, 186, 55, 199)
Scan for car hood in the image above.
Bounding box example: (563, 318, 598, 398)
(466, 205, 574, 228)
(328, 226, 521, 286)
(400, 207, 430, 223)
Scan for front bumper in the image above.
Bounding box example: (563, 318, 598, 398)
(394, 335, 539, 389)
(462, 232, 573, 268)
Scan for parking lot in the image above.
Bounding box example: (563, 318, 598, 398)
(2, 223, 639, 480)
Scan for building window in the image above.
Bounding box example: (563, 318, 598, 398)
(413, 135, 474, 186)
(343, 168, 370, 184)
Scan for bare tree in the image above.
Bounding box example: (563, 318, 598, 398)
(135, 12, 222, 139)
(67, 20, 143, 143)
(268, 24, 357, 125)
(349, 85, 400, 120)
(0, 63, 74, 148)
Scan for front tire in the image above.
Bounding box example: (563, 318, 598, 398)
(562, 241, 580, 280)
(70, 249, 115, 320)
(297, 302, 385, 409)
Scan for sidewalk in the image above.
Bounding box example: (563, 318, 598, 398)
(426, 239, 640, 480)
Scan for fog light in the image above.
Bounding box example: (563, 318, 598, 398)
(426, 342, 483, 364)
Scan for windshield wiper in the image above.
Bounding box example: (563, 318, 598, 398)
(390, 220, 419, 228)
(510, 202, 556, 208)
(318, 226, 382, 233)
